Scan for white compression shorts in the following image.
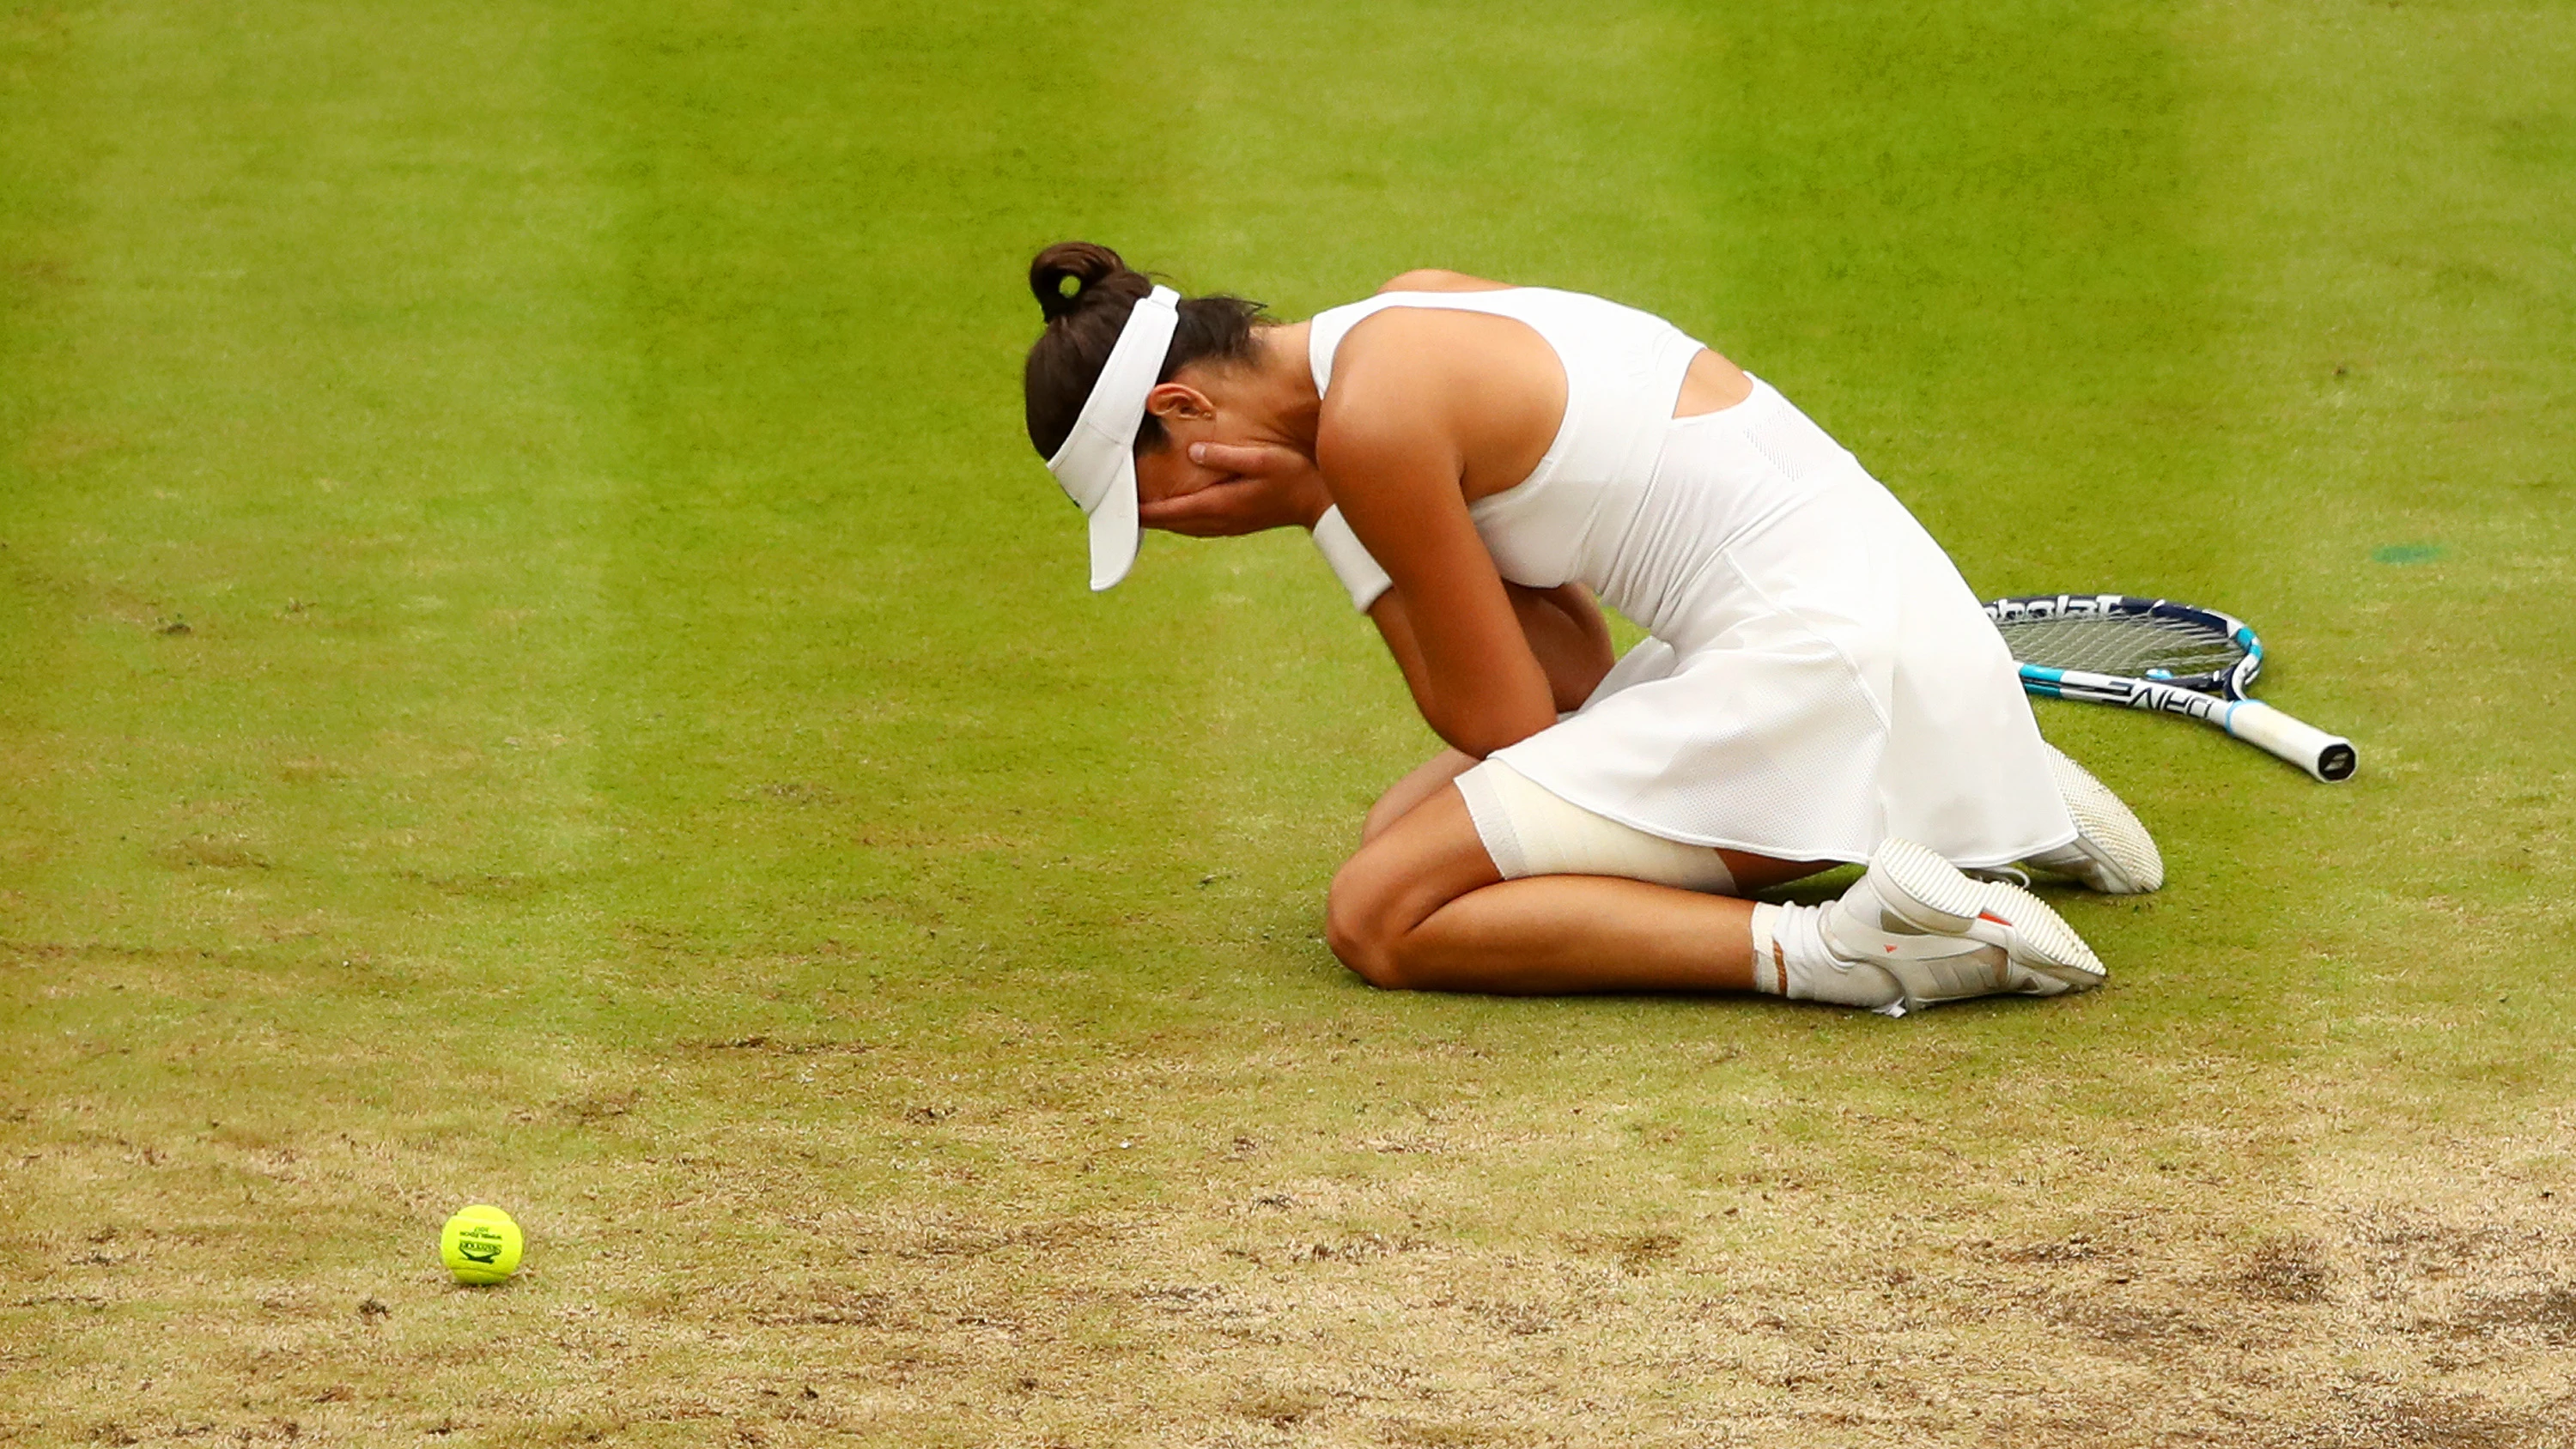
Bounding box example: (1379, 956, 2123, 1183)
(1455, 759, 1739, 894)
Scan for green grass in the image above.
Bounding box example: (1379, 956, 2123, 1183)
(4, 1, 2573, 1444)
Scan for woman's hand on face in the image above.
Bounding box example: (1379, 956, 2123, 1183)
(1136, 441, 1330, 538)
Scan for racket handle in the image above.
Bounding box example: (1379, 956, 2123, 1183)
(2223, 700, 2357, 782)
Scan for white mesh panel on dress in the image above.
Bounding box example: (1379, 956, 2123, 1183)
(1654, 648, 1888, 856)
(1746, 401, 1854, 484)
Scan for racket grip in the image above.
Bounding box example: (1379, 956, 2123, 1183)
(2223, 700, 2357, 782)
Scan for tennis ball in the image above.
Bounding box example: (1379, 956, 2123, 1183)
(439, 1204, 524, 1286)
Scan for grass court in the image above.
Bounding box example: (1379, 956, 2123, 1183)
(3, 1, 2573, 1442)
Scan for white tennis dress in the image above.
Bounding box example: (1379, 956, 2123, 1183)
(1309, 288, 2078, 868)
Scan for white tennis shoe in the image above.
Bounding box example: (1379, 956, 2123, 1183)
(1822, 839, 2108, 1014)
(2024, 742, 2164, 894)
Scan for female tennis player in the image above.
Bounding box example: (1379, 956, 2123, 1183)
(1020, 242, 2160, 1014)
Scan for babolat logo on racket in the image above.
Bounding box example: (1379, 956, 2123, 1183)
(1987, 592, 2120, 623)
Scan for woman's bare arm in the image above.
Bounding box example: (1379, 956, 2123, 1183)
(1360, 583, 1607, 729)
(1139, 437, 1610, 711)
(1322, 361, 1558, 760)
(1510, 583, 1614, 712)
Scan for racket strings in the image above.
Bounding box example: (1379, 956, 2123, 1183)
(1995, 615, 2245, 678)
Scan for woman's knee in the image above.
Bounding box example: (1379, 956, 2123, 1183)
(1325, 782, 1500, 991)
(1324, 858, 1414, 990)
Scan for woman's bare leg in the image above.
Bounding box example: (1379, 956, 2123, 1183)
(1327, 783, 1828, 994)
(1362, 748, 1479, 843)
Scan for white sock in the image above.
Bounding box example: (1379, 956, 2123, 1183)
(1749, 902, 1902, 1009)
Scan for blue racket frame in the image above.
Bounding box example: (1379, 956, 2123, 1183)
(1983, 593, 2355, 783)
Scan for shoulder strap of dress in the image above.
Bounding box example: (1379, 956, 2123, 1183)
(1309, 294, 1413, 396)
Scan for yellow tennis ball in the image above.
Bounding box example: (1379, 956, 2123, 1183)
(439, 1204, 524, 1286)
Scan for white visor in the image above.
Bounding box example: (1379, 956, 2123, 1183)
(1044, 284, 1180, 591)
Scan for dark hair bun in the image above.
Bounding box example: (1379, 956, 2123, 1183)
(1030, 240, 1146, 323)
(1020, 242, 1265, 460)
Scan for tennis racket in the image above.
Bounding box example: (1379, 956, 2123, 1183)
(1984, 594, 2356, 783)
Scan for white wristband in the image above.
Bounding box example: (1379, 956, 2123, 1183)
(1309, 506, 1393, 613)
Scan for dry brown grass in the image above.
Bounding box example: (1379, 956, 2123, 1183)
(7, 941, 2573, 1447)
